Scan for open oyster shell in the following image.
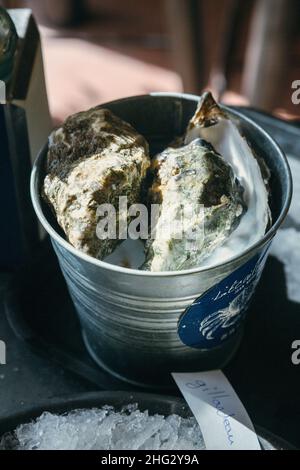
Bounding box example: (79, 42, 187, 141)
(185, 92, 271, 267)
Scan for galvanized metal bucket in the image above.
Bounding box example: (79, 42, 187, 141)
(30, 93, 292, 388)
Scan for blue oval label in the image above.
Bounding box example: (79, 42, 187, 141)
(178, 245, 270, 349)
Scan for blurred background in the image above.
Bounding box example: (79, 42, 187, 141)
(1, 0, 300, 125)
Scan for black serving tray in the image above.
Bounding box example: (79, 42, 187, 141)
(4, 108, 300, 448)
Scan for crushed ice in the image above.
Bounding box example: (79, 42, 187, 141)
(0, 405, 204, 450)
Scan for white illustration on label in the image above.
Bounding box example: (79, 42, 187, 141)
(199, 286, 253, 341)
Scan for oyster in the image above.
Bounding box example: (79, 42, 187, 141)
(143, 139, 244, 271)
(143, 92, 270, 271)
(43, 107, 150, 259)
(185, 92, 271, 267)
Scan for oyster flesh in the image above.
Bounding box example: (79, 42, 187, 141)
(143, 138, 244, 271)
(43, 107, 150, 259)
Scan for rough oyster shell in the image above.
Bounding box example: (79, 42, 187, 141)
(43, 107, 150, 259)
(143, 138, 244, 271)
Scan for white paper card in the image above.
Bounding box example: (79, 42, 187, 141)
(172, 370, 261, 450)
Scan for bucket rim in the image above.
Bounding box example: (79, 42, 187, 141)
(30, 92, 293, 278)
